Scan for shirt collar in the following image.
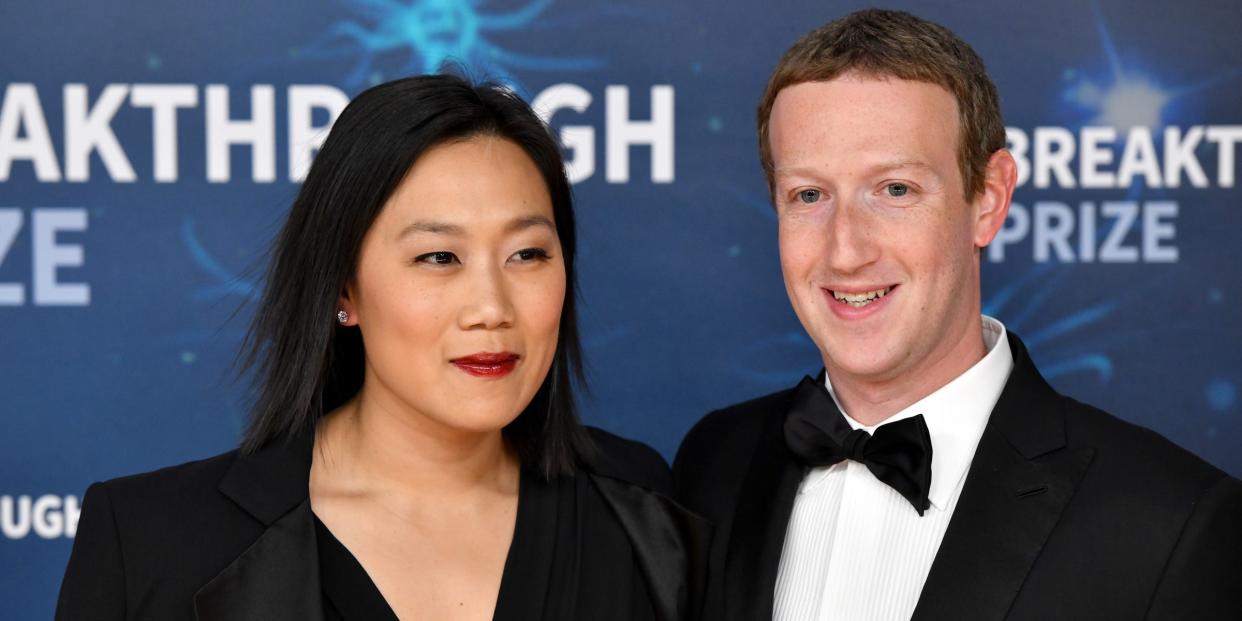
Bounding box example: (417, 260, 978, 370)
(822, 315, 1014, 510)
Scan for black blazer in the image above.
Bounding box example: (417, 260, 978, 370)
(674, 333, 1242, 620)
(57, 427, 709, 621)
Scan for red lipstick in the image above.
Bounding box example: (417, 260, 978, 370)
(450, 352, 520, 378)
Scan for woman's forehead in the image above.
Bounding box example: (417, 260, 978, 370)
(375, 137, 555, 237)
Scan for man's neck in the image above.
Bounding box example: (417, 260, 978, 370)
(827, 314, 987, 427)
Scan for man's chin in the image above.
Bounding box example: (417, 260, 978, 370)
(820, 339, 906, 384)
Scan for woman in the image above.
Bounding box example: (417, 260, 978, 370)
(56, 75, 707, 621)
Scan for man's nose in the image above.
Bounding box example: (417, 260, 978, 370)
(821, 198, 881, 274)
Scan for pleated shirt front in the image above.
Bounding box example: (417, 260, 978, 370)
(773, 317, 1013, 621)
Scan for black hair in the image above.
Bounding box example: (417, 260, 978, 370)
(238, 74, 592, 479)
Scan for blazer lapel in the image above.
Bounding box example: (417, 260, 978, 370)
(193, 430, 323, 621)
(589, 474, 713, 621)
(193, 499, 323, 621)
(912, 334, 1094, 621)
(724, 396, 805, 621)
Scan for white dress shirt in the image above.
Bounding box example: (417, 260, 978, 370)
(773, 316, 1014, 621)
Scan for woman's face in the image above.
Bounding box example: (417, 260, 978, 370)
(340, 135, 566, 434)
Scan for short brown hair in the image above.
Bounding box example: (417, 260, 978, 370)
(757, 9, 1005, 200)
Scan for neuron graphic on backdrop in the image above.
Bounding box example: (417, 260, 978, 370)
(178, 217, 260, 425)
(182, 1, 611, 311)
(296, 0, 605, 92)
(183, 219, 260, 304)
(1010, 0, 1238, 391)
(1062, 2, 1241, 130)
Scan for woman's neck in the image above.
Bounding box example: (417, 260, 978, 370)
(313, 390, 520, 500)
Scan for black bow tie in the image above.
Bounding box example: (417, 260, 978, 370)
(783, 375, 934, 516)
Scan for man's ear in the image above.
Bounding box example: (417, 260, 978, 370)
(973, 149, 1018, 249)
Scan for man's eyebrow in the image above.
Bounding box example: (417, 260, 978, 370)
(772, 165, 821, 177)
(773, 160, 942, 179)
(877, 160, 939, 174)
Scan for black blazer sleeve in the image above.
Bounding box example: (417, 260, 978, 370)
(57, 482, 126, 621)
(1145, 474, 1242, 619)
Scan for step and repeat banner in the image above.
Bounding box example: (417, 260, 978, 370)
(3, 0, 1239, 616)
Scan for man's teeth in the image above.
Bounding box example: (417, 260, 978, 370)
(832, 287, 891, 307)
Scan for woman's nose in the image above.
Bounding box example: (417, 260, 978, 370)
(458, 263, 515, 330)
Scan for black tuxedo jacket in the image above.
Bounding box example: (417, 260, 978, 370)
(57, 427, 709, 621)
(674, 333, 1242, 620)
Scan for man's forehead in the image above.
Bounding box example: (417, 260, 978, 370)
(772, 75, 959, 115)
(767, 79, 960, 186)
(769, 79, 959, 147)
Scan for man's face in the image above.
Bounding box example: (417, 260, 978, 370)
(768, 74, 1007, 388)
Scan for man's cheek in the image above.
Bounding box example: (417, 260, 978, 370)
(780, 230, 824, 267)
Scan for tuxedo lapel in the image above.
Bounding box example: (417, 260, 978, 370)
(193, 430, 322, 621)
(912, 334, 1094, 621)
(724, 399, 805, 621)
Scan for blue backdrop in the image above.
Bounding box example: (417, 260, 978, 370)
(3, 1, 1240, 617)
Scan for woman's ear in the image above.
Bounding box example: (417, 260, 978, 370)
(336, 285, 357, 326)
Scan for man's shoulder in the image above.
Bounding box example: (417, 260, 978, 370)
(679, 386, 799, 456)
(1058, 396, 1229, 492)
(1007, 331, 1230, 495)
(672, 385, 798, 499)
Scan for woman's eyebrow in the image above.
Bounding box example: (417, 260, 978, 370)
(505, 214, 555, 234)
(396, 220, 464, 240)
(395, 215, 553, 241)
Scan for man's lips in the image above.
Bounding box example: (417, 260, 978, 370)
(822, 284, 898, 318)
(450, 352, 521, 378)
(825, 283, 897, 295)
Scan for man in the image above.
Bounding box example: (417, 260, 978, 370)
(674, 9, 1241, 620)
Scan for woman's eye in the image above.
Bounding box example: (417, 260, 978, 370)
(886, 183, 910, 197)
(511, 248, 550, 263)
(414, 251, 458, 265)
(797, 189, 822, 204)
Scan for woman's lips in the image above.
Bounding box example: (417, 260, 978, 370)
(450, 352, 520, 378)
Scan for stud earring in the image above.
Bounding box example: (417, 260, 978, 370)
(336, 310, 349, 324)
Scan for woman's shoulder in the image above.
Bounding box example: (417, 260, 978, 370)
(95, 448, 239, 499)
(84, 448, 243, 530)
(582, 427, 673, 497)
(59, 447, 289, 619)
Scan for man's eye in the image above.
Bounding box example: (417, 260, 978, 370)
(414, 251, 458, 265)
(886, 183, 910, 197)
(797, 189, 822, 204)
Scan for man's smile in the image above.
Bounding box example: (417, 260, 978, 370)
(829, 286, 894, 308)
